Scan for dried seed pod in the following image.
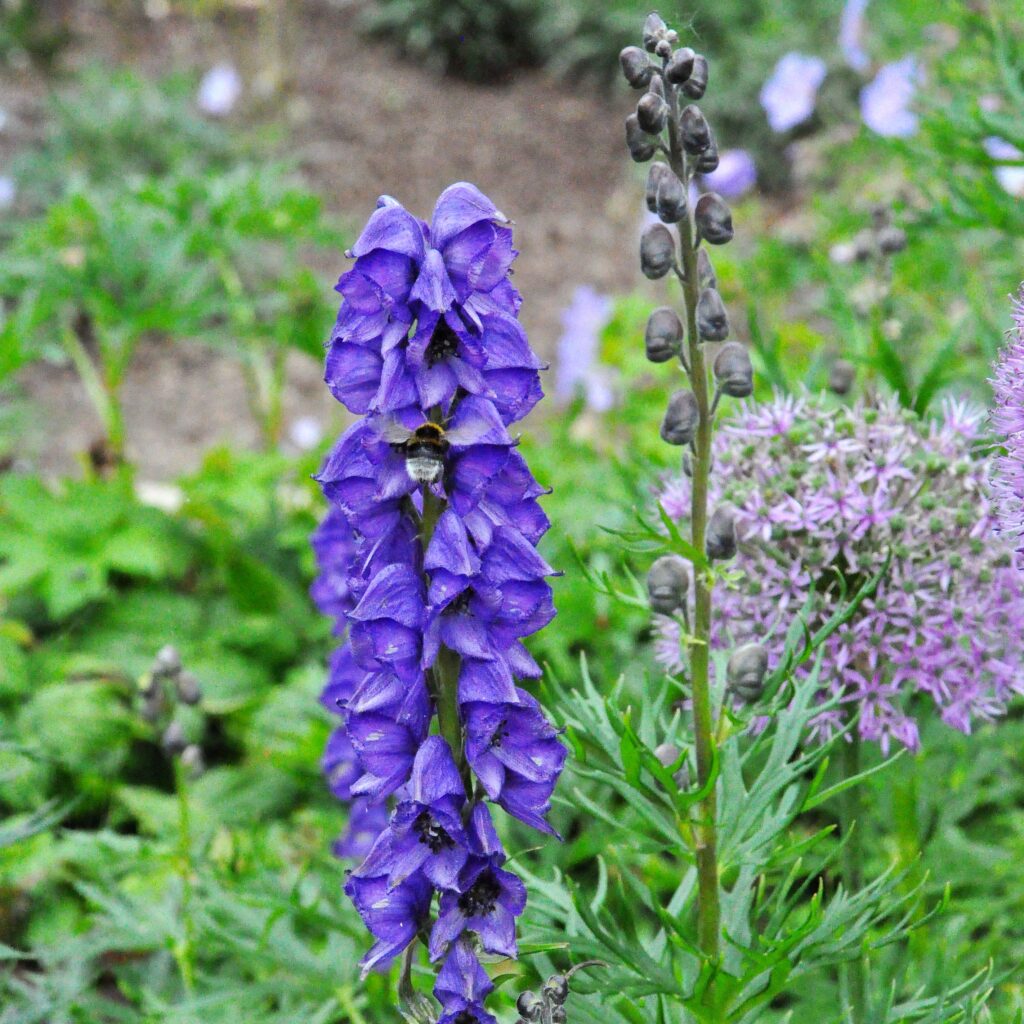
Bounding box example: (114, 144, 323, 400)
(626, 113, 656, 162)
(696, 129, 719, 173)
(727, 643, 768, 703)
(154, 644, 181, 677)
(637, 91, 669, 134)
(619, 45, 654, 89)
(665, 46, 695, 84)
(696, 247, 717, 289)
(713, 342, 753, 397)
(181, 744, 205, 776)
(654, 742, 680, 768)
(642, 12, 667, 52)
(694, 192, 733, 245)
(655, 169, 687, 223)
(517, 992, 544, 1021)
(175, 670, 202, 706)
(696, 287, 729, 341)
(543, 975, 569, 1006)
(661, 389, 700, 445)
(645, 161, 669, 213)
(706, 505, 737, 561)
(640, 223, 675, 279)
(829, 359, 856, 395)
(162, 720, 187, 756)
(877, 225, 907, 254)
(647, 553, 690, 612)
(679, 104, 711, 154)
(645, 306, 683, 363)
(682, 54, 708, 98)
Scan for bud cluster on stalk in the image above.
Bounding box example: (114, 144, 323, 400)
(138, 644, 206, 776)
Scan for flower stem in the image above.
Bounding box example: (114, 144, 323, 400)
(173, 757, 196, 996)
(839, 732, 867, 1024)
(665, 81, 722, 982)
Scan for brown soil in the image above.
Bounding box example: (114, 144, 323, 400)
(5, 0, 642, 479)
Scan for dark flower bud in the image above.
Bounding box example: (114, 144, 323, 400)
(181, 744, 205, 776)
(696, 247, 716, 289)
(666, 46, 695, 84)
(543, 975, 569, 1006)
(637, 91, 669, 134)
(654, 742, 680, 767)
(679, 104, 711, 154)
(655, 169, 687, 223)
(706, 505, 737, 561)
(154, 644, 181, 677)
(620, 46, 654, 88)
(648, 74, 666, 99)
(175, 670, 202, 706)
(694, 192, 733, 245)
(696, 129, 719, 173)
(727, 643, 768, 703)
(696, 287, 729, 341)
(626, 114, 656, 162)
(647, 553, 690, 612)
(682, 54, 708, 98)
(517, 992, 544, 1021)
(141, 689, 164, 723)
(640, 223, 675, 279)
(877, 225, 907, 254)
(829, 358, 856, 396)
(645, 306, 683, 362)
(645, 161, 669, 212)
(713, 342, 753, 397)
(660, 389, 700, 445)
(852, 228, 875, 261)
(162, 720, 187, 755)
(551, 1010, 567, 1024)
(655, 38, 672, 59)
(643, 12, 667, 52)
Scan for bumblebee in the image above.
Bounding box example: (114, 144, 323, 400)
(374, 410, 497, 485)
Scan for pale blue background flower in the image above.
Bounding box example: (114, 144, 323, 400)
(759, 53, 828, 133)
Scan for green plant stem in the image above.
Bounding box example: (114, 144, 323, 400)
(839, 733, 867, 1024)
(173, 756, 196, 996)
(62, 318, 126, 464)
(666, 80, 722, 989)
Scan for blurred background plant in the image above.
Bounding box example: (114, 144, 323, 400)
(1, 0, 1024, 1020)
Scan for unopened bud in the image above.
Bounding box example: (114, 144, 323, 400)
(665, 46, 695, 85)
(645, 306, 683, 363)
(696, 130, 719, 173)
(679, 104, 711, 154)
(682, 54, 708, 98)
(829, 359, 856, 395)
(141, 689, 164, 723)
(162, 720, 187, 755)
(626, 113, 656, 162)
(154, 644, 181, 676)
(655, 38, 672, 59)
(640, 223, 675, 279)
(647, 554, 690, 612)
(637, 91, 669, 134)
(551, 1010, 567, 1024)
(852, 228, 875, 261)
(696, 247, 716, 289)
(877, 225, 907, 254)
(713, 342, 753, 397)
(645, 161, 669, 213)
(543, 975, 569, 1006)
(642, 12, 667, 52)
(727, 643, 768, 703)
(181, 744, 205, 776)
(620, 46, 654, 89)
(706, 505, 737, 561)
(175, 670, 202, 706)
(695, 193, 733, 245)
(655, 169, 687, 223)
(696, 287, 729, 341)
(660, 389, 700, 445)
(517, 992, 544, 1021)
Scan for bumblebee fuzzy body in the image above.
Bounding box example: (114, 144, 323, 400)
(397, 422, 450, 483)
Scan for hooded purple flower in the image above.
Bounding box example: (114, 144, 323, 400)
(353, 736, 471, 890)
(434, 939, 498, 1024)
(429, 804, 527, 961)
(348, 563, 426, 679)
(345, 869, 434, 976)
(334, 797, 391, 861)
(759, 53, 827, 133)
(860, 56, 920, 138)
(325, 184, 542, 425)
(310, 505, 358, 626)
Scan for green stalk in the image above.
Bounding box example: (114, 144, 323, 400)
(61, 317, 126, 465)
(839, 733, 867, 1024)
(665, 80, 723, 985)
(173, 757, 196, 996)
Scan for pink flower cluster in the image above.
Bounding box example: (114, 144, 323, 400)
(990, 285, 1024, 550)
(655, 391, 1024, 753)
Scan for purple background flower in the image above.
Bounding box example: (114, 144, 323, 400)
(759, 53, 828, 133)
(860, 56, 920, 138)
(701, 149, 757, 200)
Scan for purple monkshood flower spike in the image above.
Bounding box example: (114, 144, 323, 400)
(313, 184, 562, 1008)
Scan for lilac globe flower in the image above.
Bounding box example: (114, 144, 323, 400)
(312, 185, 563, 1014)
(990, 286, 1024, 550)
(759, 53, 828, 133)
(860, 56, 920, 138)
(655, 391, 1024, 753)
